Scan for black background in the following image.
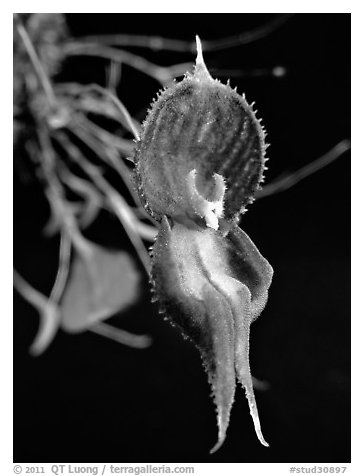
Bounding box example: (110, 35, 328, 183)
(14, 14, 350, 463)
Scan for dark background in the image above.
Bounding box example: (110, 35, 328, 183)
(14, 14, 350, 463)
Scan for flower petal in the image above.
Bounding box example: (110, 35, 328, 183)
(60, 241, 140, 333)
(151, 217, 273, 451)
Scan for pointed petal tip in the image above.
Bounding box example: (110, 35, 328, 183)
(254, 414, 269, 447)
(248, 392, 270, 448)
(209, 415, 269, 453)
(260, 437, 270, 448)
(195, 35, 203, 64)
(209, 440, 223, 455)
(194, 35, 213, 81)
(209, 429, 226, 454)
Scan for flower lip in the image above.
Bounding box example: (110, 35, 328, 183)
(186, 168, 226, 230)
(151, 216, 273, 452)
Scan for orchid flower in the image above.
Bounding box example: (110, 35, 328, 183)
(134, 37, 273, 452)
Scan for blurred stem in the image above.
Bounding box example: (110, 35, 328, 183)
(132, 221, 157, 241)
(49, 232, 72, 304)
(57, 166, 103, 229)
(15, 14, 57, 107)
(209, 65, 287, 79)
(66, 34, 193, 52)
(53, 130, 152, 273)
(256, 140, 351, 200)
(37, 128, 91, 257)
(106, 60, 122, 94)
(13, 270, 60, 356)
(68, 14, 294, 52)
(165, 62, 194, 79)
(63, 42, 172, 85)
(76, 115, 136, 162)
(13, 270, 50, 311)
(90, 322, 152, 349)
(71, 116, 156, 227)
(78, 83, 140, 140)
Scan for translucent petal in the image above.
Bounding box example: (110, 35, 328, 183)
(60, 241, 140, 332)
